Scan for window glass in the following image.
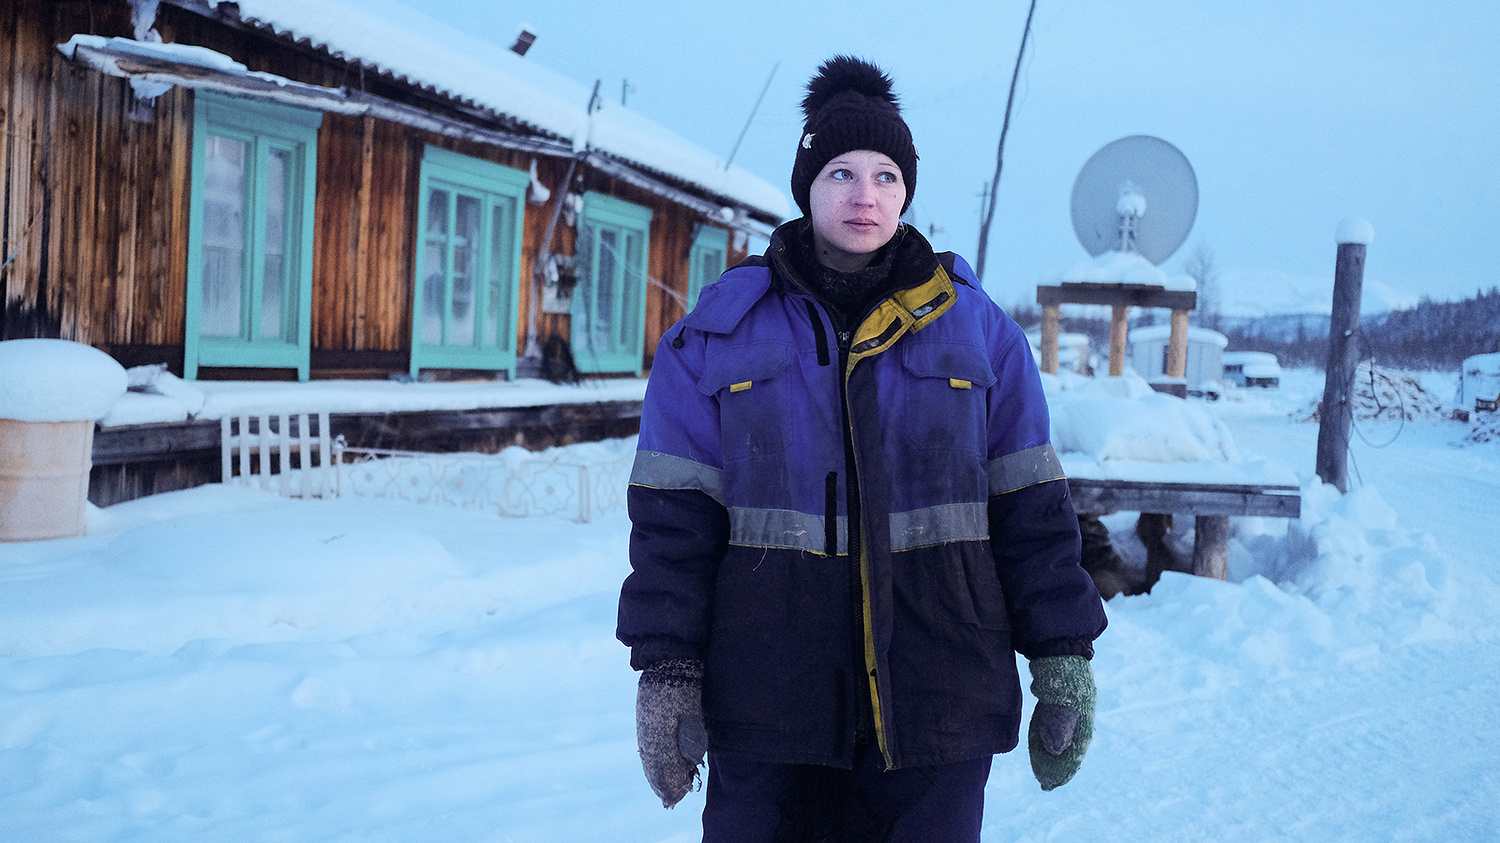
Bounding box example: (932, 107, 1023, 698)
(450, 194, 481, 347)
(421, 188, 450, 345)
(594, 228, 620, 353)
(259, 147, 291, 339)
(487, 199, 515, 347)
(201, 135, 247, 337)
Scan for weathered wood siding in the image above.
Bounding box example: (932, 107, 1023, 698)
(2, 1, 194, 352)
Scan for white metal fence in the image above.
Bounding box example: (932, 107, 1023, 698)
(333, 444, 630, 523)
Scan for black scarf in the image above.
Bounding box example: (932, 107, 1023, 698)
(771, 219, 940, 327)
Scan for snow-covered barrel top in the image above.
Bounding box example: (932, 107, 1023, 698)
(0, 339, 128, 421)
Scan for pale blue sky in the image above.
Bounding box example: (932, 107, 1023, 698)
(408, 1, 1498, 314)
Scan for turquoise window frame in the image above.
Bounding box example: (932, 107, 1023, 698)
(571, 192, 653, 375)
(409, 146, 529, 379)
(686, 224, 729, 312)
(184, 91, 319, 381)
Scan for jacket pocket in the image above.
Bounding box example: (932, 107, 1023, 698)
(700, 342, 795, 463)
(897, 341, 996, 458)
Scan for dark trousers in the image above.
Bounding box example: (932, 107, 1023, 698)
(701, 743, 992, 843)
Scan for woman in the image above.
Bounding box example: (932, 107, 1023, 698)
(618, 56, 1107, 842)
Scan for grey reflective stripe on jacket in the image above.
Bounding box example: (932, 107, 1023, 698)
(987, 443, 1065, 494)
(632, 448, 1037, 554)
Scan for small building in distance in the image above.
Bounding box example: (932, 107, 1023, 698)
(1458, 352, 1500, 412)
(1128, 323, 1226, 396)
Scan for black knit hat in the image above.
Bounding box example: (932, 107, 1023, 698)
(790, 56, 917, 217)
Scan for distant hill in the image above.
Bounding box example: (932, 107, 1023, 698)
(1220, 287, 1500, 369)
(1215, 268, 1418, 320)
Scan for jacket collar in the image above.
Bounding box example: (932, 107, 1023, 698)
(846, 267, 958, 363)
(767, 218, 941, 309)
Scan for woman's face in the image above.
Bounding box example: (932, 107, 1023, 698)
(808, 150, 905, 272)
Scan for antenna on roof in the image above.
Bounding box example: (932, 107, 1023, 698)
(510, 25, 537, 57)
(725, 61, 779, 171)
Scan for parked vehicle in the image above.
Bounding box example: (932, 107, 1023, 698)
(1223, 351, 1282, 389)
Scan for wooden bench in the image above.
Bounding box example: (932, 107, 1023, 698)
(1067, 476, 1301, 583)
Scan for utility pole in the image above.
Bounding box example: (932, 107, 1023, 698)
(974, 0, 1038, 283)
(1315, 218, 1374, 493)
(726, 62, 779, 170)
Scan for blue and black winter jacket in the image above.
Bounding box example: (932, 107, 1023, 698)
(618, 223, 1106, 770)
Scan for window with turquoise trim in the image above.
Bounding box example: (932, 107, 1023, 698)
(185, 92, 319, 380)
(410, 147, 529, 379)
(572, 193, 653, 374)
(687, 225, 729, 312)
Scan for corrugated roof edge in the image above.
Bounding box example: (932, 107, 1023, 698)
(165, 0, 787, 222)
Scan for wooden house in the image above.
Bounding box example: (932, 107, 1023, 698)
(1, 0, 787, 385)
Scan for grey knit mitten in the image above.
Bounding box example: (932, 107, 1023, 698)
(636, 658, 708, 808)
(1028, 655, 1097, 791)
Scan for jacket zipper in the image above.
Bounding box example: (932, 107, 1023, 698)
(837, 325, 889, 765)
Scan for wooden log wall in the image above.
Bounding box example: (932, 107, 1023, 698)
(314, 113, 417, 355)
(1, 0, 194, 352)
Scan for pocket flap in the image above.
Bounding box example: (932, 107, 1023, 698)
(699, 342, 793, 396)
(901, 342, 996, 388)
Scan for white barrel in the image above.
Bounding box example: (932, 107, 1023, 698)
(0, 417, 95, 542)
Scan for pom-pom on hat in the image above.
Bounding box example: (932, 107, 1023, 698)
(790, 56, 917, 217)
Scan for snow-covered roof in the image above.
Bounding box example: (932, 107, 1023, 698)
(1223, 351, 1280, 364)
(1462, 351, 1500, 375)
(1128, 323, 1228, 347)
(1060, 250, 1195, 291)
(161, 0, 789, 222)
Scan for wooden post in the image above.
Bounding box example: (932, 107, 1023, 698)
(1108, 304, 1129, 376)
(1192, 515, 1230, 580)
(1040, 303, 1060, 374)
(1165, 308, 1190, 379)
(1315, 220, 1372, 493)
(1136, 513, 1184, 591)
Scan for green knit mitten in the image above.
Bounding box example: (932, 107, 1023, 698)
(1027, 655, 1097, 791)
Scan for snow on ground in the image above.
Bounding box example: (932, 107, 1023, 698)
(1, 369, 1498, 841)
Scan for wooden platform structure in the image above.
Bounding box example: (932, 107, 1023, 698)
(1036, 282, 1198, 393)
(1068, 475, 1301, 584)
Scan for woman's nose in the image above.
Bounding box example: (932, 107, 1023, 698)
(850, 178, 876, 205)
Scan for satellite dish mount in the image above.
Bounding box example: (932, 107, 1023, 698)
(1038, 136, 1200, 386)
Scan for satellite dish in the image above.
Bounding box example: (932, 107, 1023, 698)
(1070, 135, 1198, 265)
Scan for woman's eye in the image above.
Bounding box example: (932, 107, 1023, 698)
(877, 172, 897, 183)
(830, 169, 852, 180)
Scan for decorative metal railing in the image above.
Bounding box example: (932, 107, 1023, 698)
(332, 442, 630, 523)
(217, 411, 631, 522)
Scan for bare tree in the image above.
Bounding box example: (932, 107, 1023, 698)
(1182, 239, 1221, 330)
(974, 0, 1038, 284)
